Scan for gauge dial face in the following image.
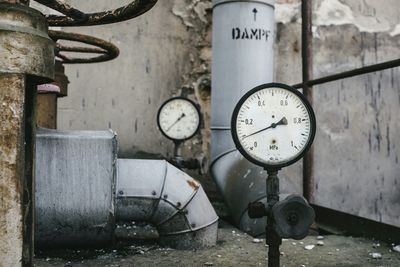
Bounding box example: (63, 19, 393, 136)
(157, 97, 201, 141)
(231, 83, 316, 169)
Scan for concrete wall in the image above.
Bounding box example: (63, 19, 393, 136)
(31, 1, 213, 162)
(275, 0, 400, 227)
(30, 0, 400, 226)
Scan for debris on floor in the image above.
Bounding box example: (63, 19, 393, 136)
(370, 252, 382, 259)
(304, 245, 315, 250)
(34, 223, 400, 267)
(252, 238, 263, 243)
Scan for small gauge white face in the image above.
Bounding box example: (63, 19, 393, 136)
(158, 98, 200, 141)
(232, 84, 315, 168)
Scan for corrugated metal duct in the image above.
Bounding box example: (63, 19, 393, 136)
(35, 128, 218, 249)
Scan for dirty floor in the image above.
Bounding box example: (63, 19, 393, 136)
(34, 223, 400, 267)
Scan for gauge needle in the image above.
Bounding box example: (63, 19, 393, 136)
(243, 117, 288, 139)
(166, 113, 186, 132)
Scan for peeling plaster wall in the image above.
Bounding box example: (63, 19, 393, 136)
(274, 0, 400, 227)
(32, 1, 213, 164)
(30, 0, 400, 225)
(312, 1, 400, 227)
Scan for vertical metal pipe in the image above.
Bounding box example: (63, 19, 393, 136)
(37, 94, 58, 129)
(265, 170, 281, 267)
(0, 3, 54, 266)
(0, 75, 35, 267)
(22, 79, 37, 267)
(301, 0, 314, 203)
(37, 84, 61, 129)
(0, 1, 33, 264)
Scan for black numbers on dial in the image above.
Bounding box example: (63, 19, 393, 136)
(245, 118, 253, 125)
(280, 99, 288, 106)
(293, 117, 302, 124)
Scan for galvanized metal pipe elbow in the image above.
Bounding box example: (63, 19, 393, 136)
(35, 130, 218, 249)
(116, 159, 219, 249)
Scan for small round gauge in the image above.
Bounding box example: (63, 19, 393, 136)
(231, 83, 316, 170)
(157, 97, 201, 141)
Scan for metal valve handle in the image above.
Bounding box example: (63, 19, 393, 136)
(49, 30, 119, 64)
(33, 0, 158, 26)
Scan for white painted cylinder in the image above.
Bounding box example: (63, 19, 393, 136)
(211, 0, 276, 235)
(211, 0, 275, 159)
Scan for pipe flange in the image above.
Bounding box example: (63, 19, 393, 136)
(0, 3, 54, 82)
(37, 84, 61, 94)
(213, 0, 275, 8)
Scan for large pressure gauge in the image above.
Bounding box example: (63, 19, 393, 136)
(157, 97, 201, 141)
(231, 83, 316, 170)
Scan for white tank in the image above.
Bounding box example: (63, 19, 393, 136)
(211, 0, 276, 235)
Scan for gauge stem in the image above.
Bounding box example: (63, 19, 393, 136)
(265, 169, 282, 267)
(173, 140, 182, 158)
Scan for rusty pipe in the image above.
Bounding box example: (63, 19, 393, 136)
(34, 0, 88, 23)
(49, 30, 120, 64)
(34, 0, 158, 26)
(301, 0, 314, 203)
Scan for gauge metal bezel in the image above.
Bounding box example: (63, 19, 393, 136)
(157, 96, 202, 142)
(231, 83, 316, 170)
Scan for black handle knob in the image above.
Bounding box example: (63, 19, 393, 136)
(248, 202, 268, 219)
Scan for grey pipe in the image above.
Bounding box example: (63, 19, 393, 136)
(35, 128, 118, 247)
(35, 128, 218, 249)
(116, 159, 218, 249)
(210, 0, 276, 236)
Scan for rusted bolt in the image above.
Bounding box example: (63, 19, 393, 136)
(176, 202, 181, 207)
(163, 194, 168, 199)
(151, 190, 157, 196)
(183, 209, 189, 215)
(118, 190, 124, 195)
(191, 223, 196, 228)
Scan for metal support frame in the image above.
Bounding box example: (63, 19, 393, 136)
(298, 0, 400, 203)
(301, 0, 314, 203)
(294, 58, 400, 89)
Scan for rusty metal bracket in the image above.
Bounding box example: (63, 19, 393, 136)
(49, 30, 119, 64)
(33, 0, 158, 26)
